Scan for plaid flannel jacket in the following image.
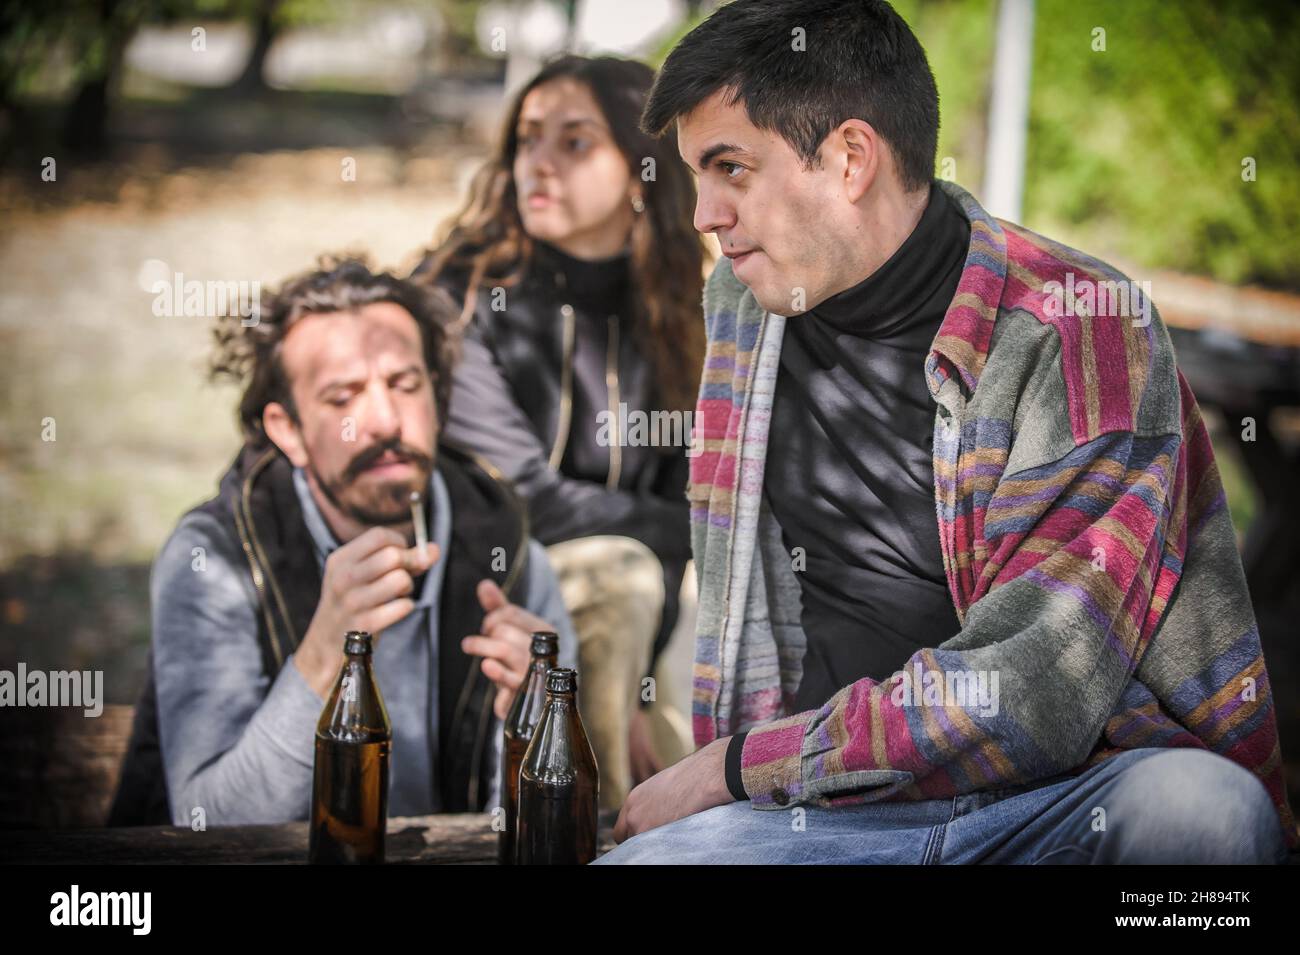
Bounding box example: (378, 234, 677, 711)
(688, 180, 1297, 849)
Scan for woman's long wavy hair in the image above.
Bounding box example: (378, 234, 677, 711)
(416, 54, 708, 415)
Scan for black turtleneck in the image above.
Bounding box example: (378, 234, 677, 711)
(767, 180, 970, 709)
(529, 239, 646, 484)
(531, 238, 632, 313)
(726, 180, 970, 801)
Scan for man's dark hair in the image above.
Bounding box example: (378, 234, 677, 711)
(211, 255, 460, 449)
(641, 0, 939, 192)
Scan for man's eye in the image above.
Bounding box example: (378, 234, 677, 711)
(719, 161, 744, 179)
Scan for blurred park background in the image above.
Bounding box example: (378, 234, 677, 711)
(1, 0, 1298, 827)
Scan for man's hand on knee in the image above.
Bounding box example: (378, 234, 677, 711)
(613, 736, 733, 843)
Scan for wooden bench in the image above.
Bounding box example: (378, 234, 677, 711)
(0, 704, 135, 829)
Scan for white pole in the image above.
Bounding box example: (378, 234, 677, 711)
(982, 0, 1035, 223)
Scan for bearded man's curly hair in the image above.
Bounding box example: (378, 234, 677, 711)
(210, 254, 461, 450)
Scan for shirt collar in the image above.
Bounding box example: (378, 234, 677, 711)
(924, 180, 1008, 402)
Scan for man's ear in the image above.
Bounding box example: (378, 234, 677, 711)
(263, 402, 308, 467)
(839, 118, 880, 205)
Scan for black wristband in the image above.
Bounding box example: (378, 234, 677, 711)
(724, 732, 749, 802)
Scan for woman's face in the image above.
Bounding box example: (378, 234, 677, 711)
(512, 77, 639, 260)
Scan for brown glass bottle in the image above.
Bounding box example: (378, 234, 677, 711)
(499, 631, 559, 864)
(309, 631, 391, 864)
(516, 667, 599, 865)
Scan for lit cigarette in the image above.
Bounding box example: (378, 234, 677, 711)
(410, 491, 428, 552)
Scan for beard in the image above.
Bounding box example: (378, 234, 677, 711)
(309, 438, 435, 527)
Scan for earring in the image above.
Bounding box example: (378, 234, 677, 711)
(631, 194, 645, 214)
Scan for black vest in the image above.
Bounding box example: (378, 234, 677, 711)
(107, 442, 530, 826)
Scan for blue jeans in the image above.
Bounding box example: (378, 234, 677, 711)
(594, 748, 1289, 864)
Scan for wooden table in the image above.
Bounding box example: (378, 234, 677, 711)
(0, 812, 619, 864)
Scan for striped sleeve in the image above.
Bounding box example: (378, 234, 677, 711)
(739, 426, 1185, 809)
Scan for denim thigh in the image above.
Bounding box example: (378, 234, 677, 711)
(938, 747, 1288, 865)
(596, 747, 1288, 865)
(594, 795, 957, 864)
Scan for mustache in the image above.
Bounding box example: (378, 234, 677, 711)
(343, 439, 433, 482)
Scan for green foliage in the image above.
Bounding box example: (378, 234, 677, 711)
(894, 0, 1300, 289)
(1025, 0, 1300, 289)
(893, 0, 998, 190)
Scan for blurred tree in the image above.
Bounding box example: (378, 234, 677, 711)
(227, 0, 354, 90)
(231, 0, 283, 93)
(1, 0, 221, 156)
(0, 5, 57, 120)
(434, 0, 488, 70)
(60, 0, 151, 156)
